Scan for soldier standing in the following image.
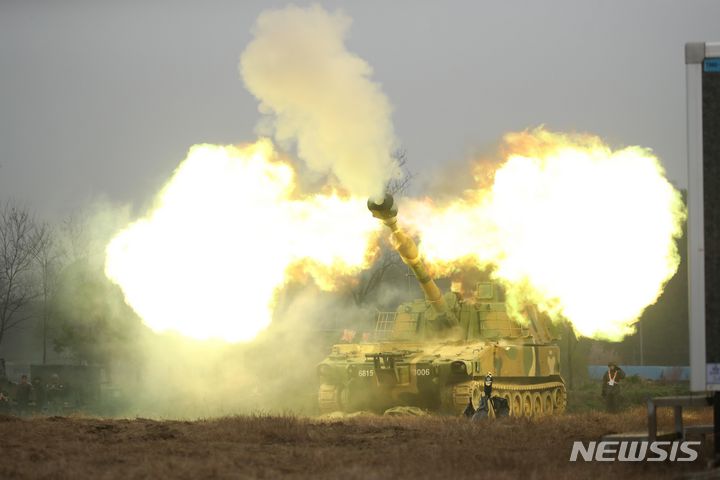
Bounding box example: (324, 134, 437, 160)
(46, 374, 65, 413)
(15, 375, 33, 416)
(0, 391, 9, 414)
(0, 367, 14, 415)
(601, 362, 626, 413)
(32, 377, 46, 412)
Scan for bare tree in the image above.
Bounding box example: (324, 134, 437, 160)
(349, 150, 414, 307)
(34, 223, 63, 363)
(45, 210, 143, 369)
(386, 148, 414, 196)
(0, 201, 47, 346)
(59, 212, 93, 265)
(350, 239, 402, 307)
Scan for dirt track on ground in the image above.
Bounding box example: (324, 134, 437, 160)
(0, 408, 715, 479)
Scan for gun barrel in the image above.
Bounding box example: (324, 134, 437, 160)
(368, 195, 454, 321)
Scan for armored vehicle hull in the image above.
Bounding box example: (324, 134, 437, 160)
(318, 300, 566, 417)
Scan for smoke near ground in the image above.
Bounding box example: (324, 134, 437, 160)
(240, 5, 400, 201)
(33, 197, 370, 418)
(111, 286, 373, 418)
(51, 224, 375, 418)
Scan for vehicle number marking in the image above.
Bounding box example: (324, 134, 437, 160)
(416, 368, 431, 376)
(358, 369, 374, 377)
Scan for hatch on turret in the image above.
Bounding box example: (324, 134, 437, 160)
(374, 300, 428, 341)
(473, 281, 507, 302)
(474, 282, 495, 300)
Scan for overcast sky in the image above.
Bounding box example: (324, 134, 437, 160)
(1, 0, 719, 220)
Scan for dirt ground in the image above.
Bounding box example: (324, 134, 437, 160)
(0, 408, 715, 480)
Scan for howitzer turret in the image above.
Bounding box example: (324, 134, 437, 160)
(367, 194, 459, 329)
(317, 194, 566, 417)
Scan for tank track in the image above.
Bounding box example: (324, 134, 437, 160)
(440, 380, 481, 414)
(493, 381, 567, 417)
(318, 384, 343, 414)
(443, 380, 566, 417)
(321, 381, 567, 417)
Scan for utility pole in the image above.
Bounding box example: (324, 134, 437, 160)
(638, 317, 644, 366)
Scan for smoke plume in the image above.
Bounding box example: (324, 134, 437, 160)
(240, 5, 399, 201)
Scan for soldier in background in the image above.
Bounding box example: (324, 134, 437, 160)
(32, 377, 46, 412)
(0, 390, 9, 414)
(0, 364, 14, 415)
(46, 374, 66, 413)
(15, 375, 33, 416)
(601, 362, 626, 413)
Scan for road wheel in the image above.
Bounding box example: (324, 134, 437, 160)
(553, 387, 567, 413)
(542, 391, 554, 416)
(522, 392, 533, 418)
(470, 385, 481, 410)
(439, 385, 454, 414)
(318, 384, 343, 414)
(532, 392, 543, 417)
(511, 392, 523, 417)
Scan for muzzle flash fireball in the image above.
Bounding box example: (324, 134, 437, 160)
(401, 128, 685, 341)
(105, 140, 380, 342)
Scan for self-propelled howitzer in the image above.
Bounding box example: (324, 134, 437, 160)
(317, 194, 566, 417)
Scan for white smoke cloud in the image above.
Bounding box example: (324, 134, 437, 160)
(240, 5, 400, 200)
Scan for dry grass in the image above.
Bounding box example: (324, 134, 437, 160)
(0, 408, 715, 479)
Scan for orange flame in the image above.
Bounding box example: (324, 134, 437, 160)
(105, 140, 379, 342)
(403, 128, 685, 340)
